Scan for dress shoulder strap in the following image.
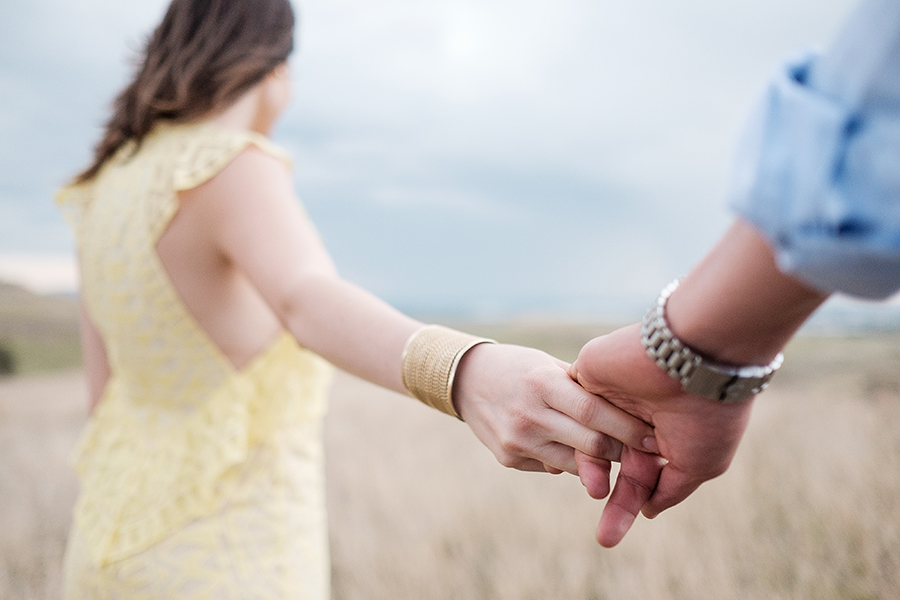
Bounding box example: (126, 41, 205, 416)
(54, 181, 93, 240)
(54, 125, 291, 243)
(172, 125, 292, 193)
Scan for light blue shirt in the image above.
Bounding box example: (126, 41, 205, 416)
(730, 0, 900, 299)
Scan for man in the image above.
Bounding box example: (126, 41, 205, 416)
(572, 0, 900, 547)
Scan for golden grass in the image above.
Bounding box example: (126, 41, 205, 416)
(1, 326, 899, 599)
(0, 283, 81, 375)
(0, 372, 83, 600)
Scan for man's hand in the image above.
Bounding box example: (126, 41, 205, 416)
(569, 323, 755, 547)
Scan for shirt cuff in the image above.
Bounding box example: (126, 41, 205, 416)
(729, 53, 900, 300)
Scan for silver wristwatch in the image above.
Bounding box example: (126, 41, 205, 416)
(641, 280, 783, 403)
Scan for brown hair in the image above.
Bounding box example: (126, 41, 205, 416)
(75, 0, 294, 183)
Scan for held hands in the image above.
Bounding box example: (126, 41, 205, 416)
(428, 224, 810, 547)
(452, 342, 659, 496)
(568, 323, 756, 546)
(450, 326, 754, 549)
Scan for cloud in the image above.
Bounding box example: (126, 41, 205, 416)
(0, 253, 78, 295)
(0, 0, 863, 315)
(297, 0, 588, 104)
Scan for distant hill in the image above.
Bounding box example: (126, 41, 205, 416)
(0, 281, 80, 374)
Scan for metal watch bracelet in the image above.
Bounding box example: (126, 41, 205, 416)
(641, 280, 783, 403)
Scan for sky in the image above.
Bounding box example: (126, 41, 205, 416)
(5, 0, 897, 325)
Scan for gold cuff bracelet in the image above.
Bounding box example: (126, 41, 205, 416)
(400, 325, 496, 419)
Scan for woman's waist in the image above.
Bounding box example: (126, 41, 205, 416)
(107, 333, 334, 414)
(89, 369, 331, 461)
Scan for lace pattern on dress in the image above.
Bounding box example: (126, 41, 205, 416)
(56, 123, 332, 571)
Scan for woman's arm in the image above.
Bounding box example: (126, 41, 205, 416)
(201, 147, 419, 392)
(79, 299, 110, 414)
(194, 146, 657, 476)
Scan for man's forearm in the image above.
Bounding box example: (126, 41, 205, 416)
(664, 219, 829, 367)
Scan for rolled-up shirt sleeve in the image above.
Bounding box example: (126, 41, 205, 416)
(729, 0, 900, 299)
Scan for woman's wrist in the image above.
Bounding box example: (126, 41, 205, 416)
(400, 325, 496, 419)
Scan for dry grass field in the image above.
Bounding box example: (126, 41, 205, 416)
(1, 323, 899, 599)
(0, 284, 80, 375)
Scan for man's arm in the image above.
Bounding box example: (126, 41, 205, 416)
(569, 220, 827, 547)
(572, 0, 900, 546)
(665, 220, 828, 366)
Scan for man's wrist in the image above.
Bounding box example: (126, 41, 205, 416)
(663, 221, 827, 367)
(642, 280, 783, 402)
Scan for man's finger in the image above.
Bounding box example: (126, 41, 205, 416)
(641, 466, 702, 519)
(596, 448, 664, 547)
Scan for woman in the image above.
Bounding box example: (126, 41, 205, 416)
(56, 0, 657, 597)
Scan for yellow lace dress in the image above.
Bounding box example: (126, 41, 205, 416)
(56, 122, 335, 600)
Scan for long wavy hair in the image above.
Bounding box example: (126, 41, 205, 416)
(75, 0, 294, 183)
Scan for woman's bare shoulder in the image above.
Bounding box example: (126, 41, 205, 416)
(180, 143, 293, 212)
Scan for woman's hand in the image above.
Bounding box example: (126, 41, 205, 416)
(453, 342, 659, 492)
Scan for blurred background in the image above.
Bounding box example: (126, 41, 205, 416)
(3, 0, 898, 323)
(2, 1, 900, 599)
